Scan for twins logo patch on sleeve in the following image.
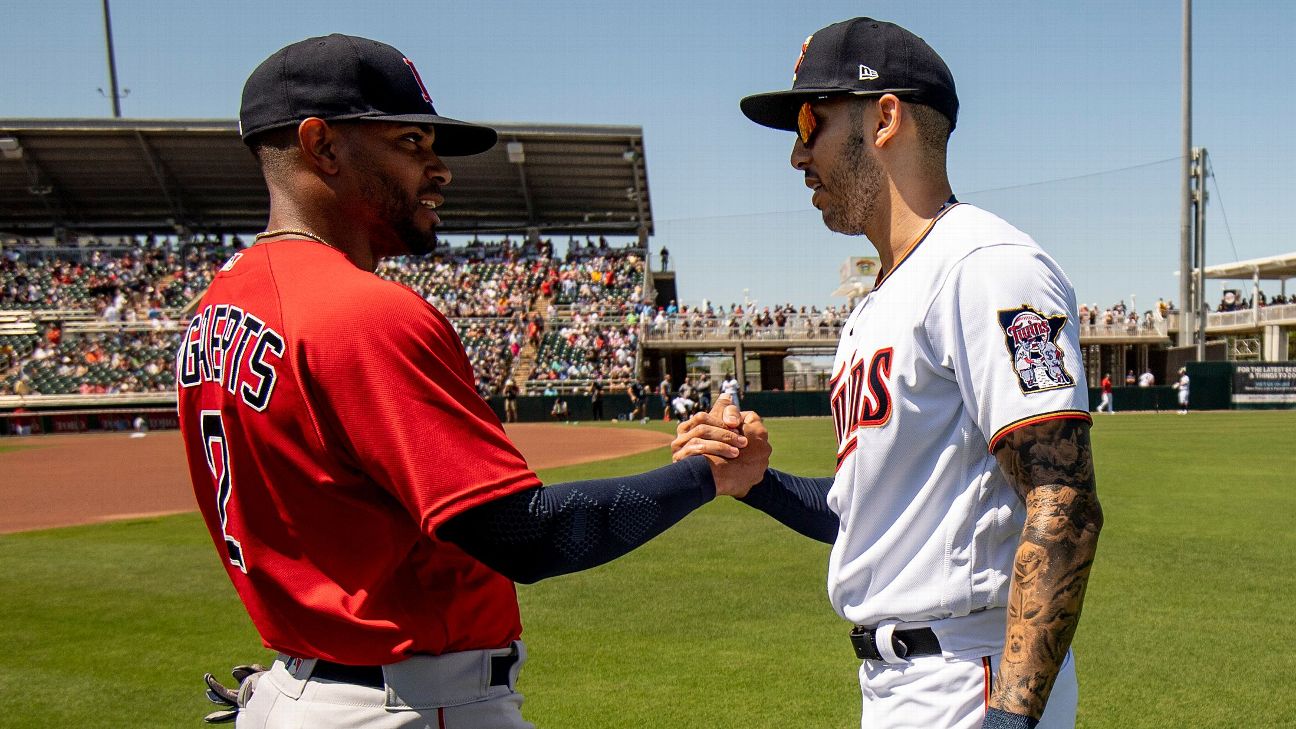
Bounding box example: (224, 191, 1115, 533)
(998, 305, 1075, 393)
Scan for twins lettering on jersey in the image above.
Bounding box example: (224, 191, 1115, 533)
(830, 347, 894, 470)
(176, 304, 284, 411)
(997, 305, 1075, 394)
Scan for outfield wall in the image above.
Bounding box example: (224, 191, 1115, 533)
(4, 363, 1290, 437)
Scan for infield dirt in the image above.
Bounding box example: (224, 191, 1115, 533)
(0, 423, 671, 534)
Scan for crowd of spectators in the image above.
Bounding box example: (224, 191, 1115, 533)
(1217, 290, 1292, 312)
(2, 238, 652, 398)
(3, 327, 177, 396)
(530, 312, 638, 386)
(645, 301, 851, 340)
(1, 245, 236, 318)
(381, 257, 549, 318)
(457, 317, 531, 397)
(544, 254, 647, 310)
(23, 239, 1278, 403)
(1078, 300, 1171, 332)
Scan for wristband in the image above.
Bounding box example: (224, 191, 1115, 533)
(981, 707, 1039, 729)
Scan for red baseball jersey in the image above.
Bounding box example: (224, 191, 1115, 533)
(176, 239, 540, 665)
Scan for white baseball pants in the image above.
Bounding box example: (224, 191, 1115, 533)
(857, 650, 1077, 729)
(237, 642, 532, 729)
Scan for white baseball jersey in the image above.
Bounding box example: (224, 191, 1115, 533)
(826, 203, 1090, 656)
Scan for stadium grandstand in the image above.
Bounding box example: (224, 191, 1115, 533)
(4, 119, 1295, 432)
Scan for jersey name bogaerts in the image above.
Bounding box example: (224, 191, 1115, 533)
(826, 204, 1090, 652)
(176, 240, 540, 665)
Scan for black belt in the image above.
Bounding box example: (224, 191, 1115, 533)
(312, 648, 518, 689)
(849, 625, 941, 661)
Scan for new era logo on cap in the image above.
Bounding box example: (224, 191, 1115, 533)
(858, 65, 879, 81)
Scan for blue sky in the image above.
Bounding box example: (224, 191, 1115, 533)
(3, 0, 1293, 312)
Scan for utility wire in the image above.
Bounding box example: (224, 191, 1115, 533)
(647, 155, 1187, 225)
(1205, 157, 1241, 263)
(437, 155, 1189, 234)
(961, 156, 1183, 196)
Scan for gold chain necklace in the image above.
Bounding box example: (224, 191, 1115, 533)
(254, 228, 335, 249)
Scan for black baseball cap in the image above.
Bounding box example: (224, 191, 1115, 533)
(740, 18, 958, 132)
(239, 34, 497, 156)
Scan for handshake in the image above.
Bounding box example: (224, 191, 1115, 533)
(670, 396, 771, 498)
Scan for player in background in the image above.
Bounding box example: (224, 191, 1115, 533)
(184, 35, 768, 728)
(626, 377, 647, 422)
(1097, 374, 1114, 414)
(1175, 367, 1191, 414)
(675, 18, 1102, 729)
(720, 373, 741, 409)
(658, 373, 673, 421)
(1137, 369, 1155, 388)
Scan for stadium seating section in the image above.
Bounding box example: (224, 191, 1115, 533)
(2, 240, 652, 397)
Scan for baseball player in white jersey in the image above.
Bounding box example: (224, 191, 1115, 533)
(1175, 368, 1190, 413)
(674, 18, 1103, 729)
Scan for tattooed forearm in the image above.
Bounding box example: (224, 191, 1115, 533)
(990, 418, 1103, 719)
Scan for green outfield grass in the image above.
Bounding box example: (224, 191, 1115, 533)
(0, 412, 1293, 727)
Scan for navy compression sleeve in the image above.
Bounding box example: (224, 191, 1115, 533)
(439, 456, 715, 584)
(738, 469, 838, 544)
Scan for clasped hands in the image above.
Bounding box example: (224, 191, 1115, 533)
(670, 396, 770, 497)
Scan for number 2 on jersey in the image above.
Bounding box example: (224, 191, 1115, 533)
(200, 410, 246, 573)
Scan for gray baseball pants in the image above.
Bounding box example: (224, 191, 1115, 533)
(237, 641, 532, 729)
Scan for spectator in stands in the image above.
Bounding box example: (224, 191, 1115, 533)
(659, 246, 669, 272)
(1124, 370, 1136, 386)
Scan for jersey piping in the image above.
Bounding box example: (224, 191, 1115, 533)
(872, 199, 961, 291)
(987, 409, 1093, 452)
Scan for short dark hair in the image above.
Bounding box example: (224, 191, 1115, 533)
(849, 97, 951, 173)
(907, 102, 952, 156)
(245, 125, 300, 178)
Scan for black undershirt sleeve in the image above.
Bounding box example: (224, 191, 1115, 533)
(737, 469, 838, 544)
(438, 456, 715, 584)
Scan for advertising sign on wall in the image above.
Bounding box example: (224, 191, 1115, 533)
(1232, 363, 1296, 405)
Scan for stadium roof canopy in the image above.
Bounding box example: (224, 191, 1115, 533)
(1201, 252, 1296, 281)
(0, 118, 652, 238)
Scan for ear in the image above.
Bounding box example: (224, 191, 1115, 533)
(297, 118, 342, 175)
(873, 94, 903, 149)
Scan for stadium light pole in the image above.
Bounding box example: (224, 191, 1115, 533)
(102, 0, 123, 118)
(1177, 0, 1192, 349)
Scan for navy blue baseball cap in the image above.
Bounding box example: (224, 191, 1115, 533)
(741, 18, 958, 132)
(239, 34, 497, 156)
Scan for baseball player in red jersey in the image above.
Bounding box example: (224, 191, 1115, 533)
(674, 18, 1103, 729)
(181, 35, 766, 728)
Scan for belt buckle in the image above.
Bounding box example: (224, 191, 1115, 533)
(849, 625, 909, 661)
(848, 625, 880, 661)
(892, 636, 910, 659)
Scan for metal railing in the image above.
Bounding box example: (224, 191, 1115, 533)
(1207, 303, 1296, 329)
(641, 317, 845, 343)
(1078, 319, 1170, 339)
